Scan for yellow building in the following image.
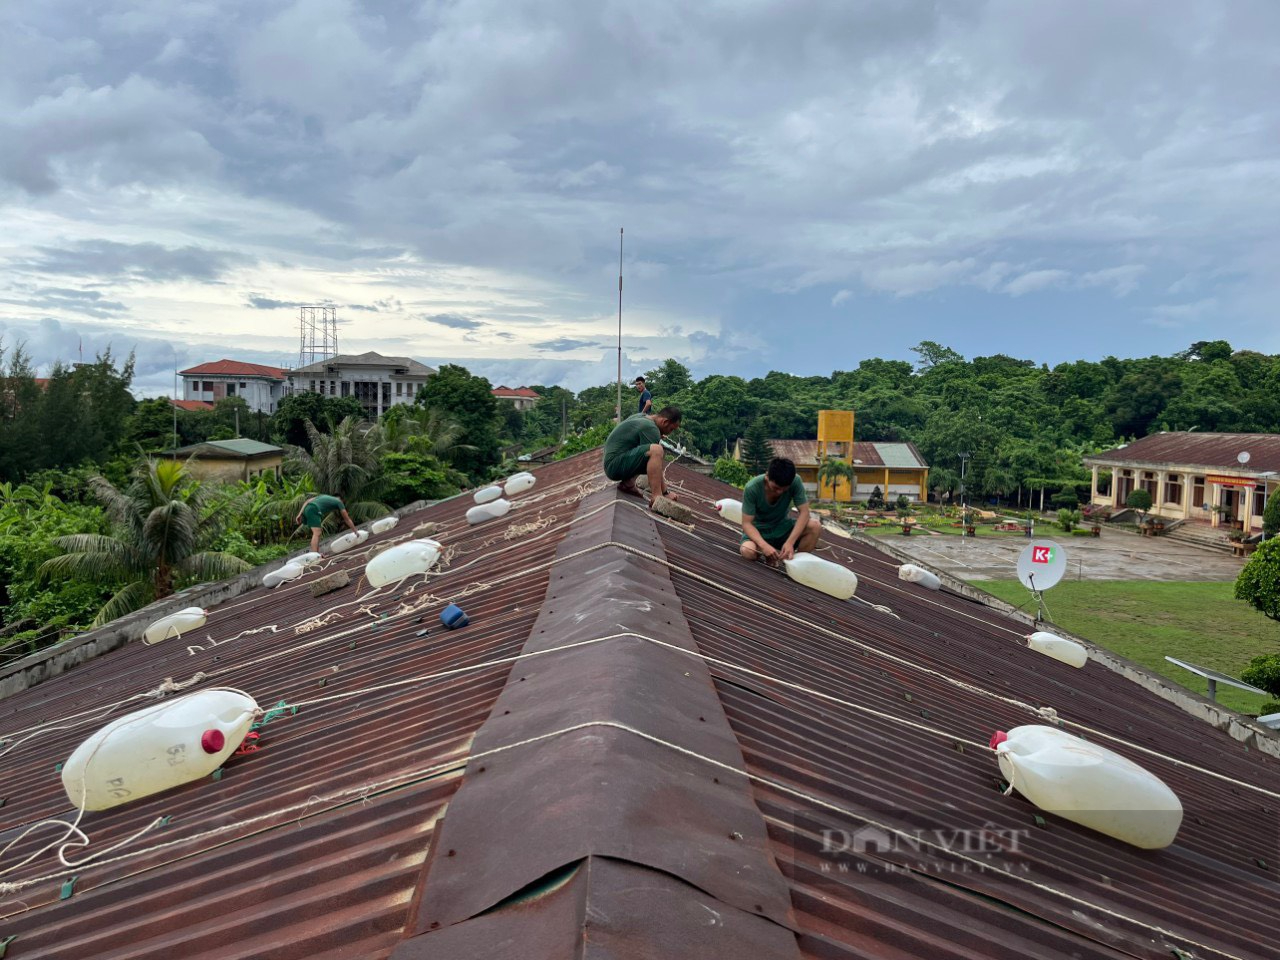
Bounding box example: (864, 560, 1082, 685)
(734, 410, 930, 502)
(156, 439, 284, 484)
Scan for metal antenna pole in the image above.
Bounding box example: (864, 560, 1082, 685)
(616, 228, 623, 422)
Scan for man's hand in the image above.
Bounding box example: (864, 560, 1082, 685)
(760, 542, 780, 564)
(779, 542, 796, 562)
(294, 513, 302, 524)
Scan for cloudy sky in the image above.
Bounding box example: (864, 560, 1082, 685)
(2, 0, 1277, 396)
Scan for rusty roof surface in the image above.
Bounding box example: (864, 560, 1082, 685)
(2, 451, 1278, 959)
(1087, 431, 1280, 473)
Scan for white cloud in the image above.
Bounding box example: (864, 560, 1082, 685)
(831, 289, 852, 306)
(1002, 269, 1070, 297)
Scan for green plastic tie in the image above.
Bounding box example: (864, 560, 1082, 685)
(1033, 814, 1047, 828)
(158, 815, 172, 827)
(60, 876, 78, 900)
(211, 768, 223, 782)
(54, 762, 63, 773)
(0, 935, 17, 958)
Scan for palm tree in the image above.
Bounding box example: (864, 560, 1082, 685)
(817, 458, 855, 502)
(284, 416, 389, 523)
(381, 406, 473, 459)
(40, 459, 251, 626)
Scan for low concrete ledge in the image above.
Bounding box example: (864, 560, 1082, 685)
(838, 523, 1280, 758)
(0, 500, 432, 702)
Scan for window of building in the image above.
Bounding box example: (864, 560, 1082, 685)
(1142, 471, 1158, 496)
(1257, 485, 1267, 518)
(329, 380, 336, 395)
(202, 381, 215, 392)
(1192, 476, 1205, 508)
(1165, 473, 1182, 503)
(310, 379, 316, 392)
(341, 381, 350, 397)
(226, 383, 236, 396)
(396, 382, 402, 397)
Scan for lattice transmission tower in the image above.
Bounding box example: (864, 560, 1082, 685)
(298, 306, 338, 368)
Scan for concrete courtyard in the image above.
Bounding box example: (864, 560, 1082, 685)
(876, 528, 1248, 583)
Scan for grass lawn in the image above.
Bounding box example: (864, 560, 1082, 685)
(971, 580, 1280, 715)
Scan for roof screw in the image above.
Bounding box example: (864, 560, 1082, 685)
(729, 831, 742, 841)
(713, 777, 719, 784)
(430, 922, 439, 929)
(447, 849, 456, 857)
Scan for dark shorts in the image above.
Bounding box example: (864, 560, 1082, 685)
(604, 444, 652, 482)
(301, 504, 327, 528)
(742, 517, 796, 548)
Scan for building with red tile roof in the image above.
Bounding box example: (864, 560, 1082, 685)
(179, 359, 289, 414)
(491, 385, 540, 411)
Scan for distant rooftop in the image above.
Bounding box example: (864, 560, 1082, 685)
(1087, 431, 1280, 474)
(162, 438, 282, 458)
(492, 386, 540, 399)
(169, 399, 215, 412)
(180, 359, 288, 379)
(291, 351, 436, 376)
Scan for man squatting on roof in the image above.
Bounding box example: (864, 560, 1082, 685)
(602, 406, 683, 505)
(740, 457, 821, 564)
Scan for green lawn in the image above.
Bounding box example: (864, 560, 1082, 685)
(971, 580, 1279, 716)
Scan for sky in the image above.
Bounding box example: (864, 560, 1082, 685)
(1, 0, 1278, 397)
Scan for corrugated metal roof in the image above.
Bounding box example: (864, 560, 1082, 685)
(166, 439, 282, 457)
(2, 451, 1277, 959)
(1088, 432, 1280, 474)
(760, 441, 929, 470)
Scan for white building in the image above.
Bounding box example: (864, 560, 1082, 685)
(289, 351, 436, 418)
(179, 360, 289, 414)
(491, 386, 540, 412)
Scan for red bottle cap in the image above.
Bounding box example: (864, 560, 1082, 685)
(989, 730, 1008, 750)
(201, 729, 226, 754)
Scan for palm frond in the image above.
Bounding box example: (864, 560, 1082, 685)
(40, 536, 142, 585)
(178, 551, 253, 583)
(143, 500, 200, 567)
(93, 579, 156, 627)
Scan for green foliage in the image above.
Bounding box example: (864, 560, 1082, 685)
(39, 459, 252, 626)
(1241, 655, 1280, 699)
(379, 452, 466, 507)
(868, 486, 885, 510)
(1126, 489, 1153, 518)
(1051, 487, 1080, 508)
(285, 417, 388, 520)
(1264, 489, 1280, 538)
(415, 364, 501, 479)
(556, 423, 612, 459)
(1234, 538, 1280, 623)
(740, 419, 774, 475)
(1057, 508, 1083, 533)
(643, 359, 694, 399)
(713, 456, 751, 488)
(271, 393, 366, 449)
(895, 494, 912, 519)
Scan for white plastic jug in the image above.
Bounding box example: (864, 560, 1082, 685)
(329, 529, 369, 554)
(1027, 631, 1088, 668)
(62, 689, 259, 810)
(783, 554, 858, 600)
(143, 607, 207, 645)
(715, 499, 744, 524)
(297, 551, 323, 566)
(503, 472, 537, 496)
(898, 563, 941, 590)
(473, 485, 503, 504)
(365, 540, 442, 587)
(263, 561, 305, 589)
(466, 498, 512, 525)
(991, 725, 1182, 849)
(370, 515, 399, 534)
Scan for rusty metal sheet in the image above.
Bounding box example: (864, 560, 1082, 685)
(658, 466, 1280, 960)
(393, 855, 799, 960)
(409, 488, 799, 938)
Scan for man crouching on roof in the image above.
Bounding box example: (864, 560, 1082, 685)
(740, 457, 821, 565)
(603, 406, 683, 504)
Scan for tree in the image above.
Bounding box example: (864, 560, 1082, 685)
(379, 452, 465, 508)
(868, 486, 885, 510)
(415, 364, 501, 479)
(1234, 539, 1280, 623)
(1260, 488, 1280, 539)
(271, 393, 365, 448)
(643, 359, 694, 399)
(285, 417, 389, 520)
(740, 419, 774, 475)
(39, 459, 250, 626)
(910, 340, 964, 372)
(818, 458, 854, 501)
(381, 405, 471, 460)
(1057, 508, 1082, 533)
(1126, 488, 1153, 521)
(713, 456, 751, 488)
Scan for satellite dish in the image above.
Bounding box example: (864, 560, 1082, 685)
(1017, 540, 1068, 592)
(1238, 451, 1251, 465)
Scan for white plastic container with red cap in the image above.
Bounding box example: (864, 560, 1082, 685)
(142, 607, 207, 645)
(990, 725, 1182, 849)
(370, 515, 399, 534)
(1027, 631, 1088, 668)
(503, 472, 537, 496)
(715, 498, 744, 524)
(783, 554, 858, 600)
(466, 498, 512, 525)
(365, 539, 442, 587)
(61, 689, 259, 810)
(898, 563, 941, 590)
(328, 529, 369, 554)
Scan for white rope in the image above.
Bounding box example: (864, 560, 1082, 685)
(0, 719, 1253, 960)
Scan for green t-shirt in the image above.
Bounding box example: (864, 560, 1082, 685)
(742, 474, 808, 536)
(310, 495, 344, 515)
(603, 414, 660, 468)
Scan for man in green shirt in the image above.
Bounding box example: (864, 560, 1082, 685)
(739, 457, 821, 564)
(296, 494, 358, 552)
(603, 406, 683, 502)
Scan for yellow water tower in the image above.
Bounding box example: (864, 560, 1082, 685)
(817, 409, 855, 501)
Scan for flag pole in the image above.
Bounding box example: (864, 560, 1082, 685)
(616, 227, 623, 422)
